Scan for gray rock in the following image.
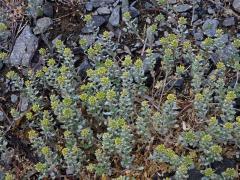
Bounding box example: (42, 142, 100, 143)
(129, 6, 140, 18)
(109, 5, 120, 26)
(208, 7, 215, 14)
(33, 17, 53, 35)
(9, 25, 39, 67)
(11, 94, 18, 103)
(81, 15, 106, 33)
(169, 0, 177, 4)
(174, 4, 192, 12)
(97, 6, 111, 15)
(43, 2, 54, 17)
(122, 0, 129, 13)
(90, 0, 115, 8)
(223, 17, 235, 27)
(0, 111, 4, 121)
(78, 58, 92, 78)
(85, 2, 93, 11)
(233, 0, 240, 13)
(202, 19, 219, 37)
(79, 34, 96, 47)
(194, 30, 204, 41)
(20, 97, 29, 112)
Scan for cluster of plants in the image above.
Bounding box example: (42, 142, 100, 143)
(1, 2, 240, 179)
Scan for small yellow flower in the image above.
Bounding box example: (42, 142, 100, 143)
(28, 130, 38, 139)
(41, 146, 50, 156)
(84, 14, 92, 23)
(96, 67, 107, 76)
(134, 58, 143, 69)
(79, 38, 88, 47)
(63, 97, 72, 106)
(203, 37, 214, 47)
(224, 122, 233, 129)
(96, 91, 105, 101)
(32, 103, 40, 112)
(233, 38, 240, 48)
(216, 29, 223, 37)
(0, 22, 7, 31)
(166, 93, 176, 102)
(6, 71, 16, 79)
(114, 137, 122, 145)
(57, 75, 66, 85)
(41, 118, 50, 127)
(195, 93, 204, 101)
(4, 172, 14, 180)
(88, 96, 97, 106)
(216, 62, 225, 70)
(178, 17, 187, 25)
(36, 70, 44, 78)
(62, 108, 73, 118)
(201, 134, 212, 142)
(100, 76, 110, 85)
(225, 91, 236, 102)
(122, 55, 132, 66)
(183, 41, 191, 50)
(204, 168, 215, 177)
(0, 52, 7, 60)
(103, 31, 110, 39)
(47, 58, 56, 66)
(35, 162, 47, 173)
(155, 144, 166, 153)
(60, 65, 69, 74)
(81, 128, 90, 137)
(62, 147, 69, 156)
(210, 145, 222, 154)
(79, 93, 88, 101)
(176, 65, 185, 74)
(104, 58, 113, 68)
(55, 40, 64, 49)
(72, 146, 78, 154)
(164, 48, 173, 57)
(209, 117, 217, 126)
(51, 100, 59, 110)
(106, 89, 116, 101)
(42, 66, 49, 73)
(123, 11, 131, 21)
(64, 130, 71, 138)
(39, 48, 46, 56)
(146, 48, 153, 56)
(26, 112, 33, 120)
(63, 48, 72, 57)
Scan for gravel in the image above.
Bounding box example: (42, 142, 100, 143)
(109, 5, 120, 26)
(222, 17, 235, 27)
(97, 6, 111, 15)
(233, 0, 240, 13)
(9, 25, 39, 67)
(10, 94, 18, 103)
(33, 17, 53, 35)
(202, 19, 219, 37)
(174, 4, 192, 12)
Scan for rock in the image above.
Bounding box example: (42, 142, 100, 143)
(97, 6, 111, 15)
(0, 111, 4, 121)
(43, 2, 54, 17)
(223, 17, 235, 27)
(85, 2, 93, 11)
(211, 158, 236, 174)
(202, 19, 219, 37)
(233, 0, 240, 13)
(109, 5, 120, 26)
(79, 34, 96, 47)
(10, 94, 18, 103)
(90, 0, 115, 8)
(194, 30, 204, 41)
(129, 6, 140, 18)
(121, 0, 129, 13)
(20, 97, 29, 112)
(0, 61, 3, 71)
(169, 0, 177, 4)
(81, 15, 106, 33)
(207, 6, 215, 14)
(78, 58, 92, 78)
(188, 168, 203, 180)
(9, 25, 39, 67)
(174, 4, 192, 12)
(33, 17, 53, 35)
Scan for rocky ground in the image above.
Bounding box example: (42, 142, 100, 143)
(0, 0, 240, 179)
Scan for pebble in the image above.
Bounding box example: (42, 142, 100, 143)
(109, 5, 120, 26)
(97, 6, 111, 15)
(222, 17, 235, 27)
(9, 25, 39, 67)
(10, 94, 18, 103)
(0, 111, 4, 121)
(233, 0, 240, 13)
(202, 19, 219, 37)
(121, 0, 129, 13)
(85, 2, 93, 11)
(129, 6, 140, 18)
(33, 17, 53, 35)
(174, 4, 192, 13)
(20, 97, 29, 112)
(78, 58, 92, 78)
